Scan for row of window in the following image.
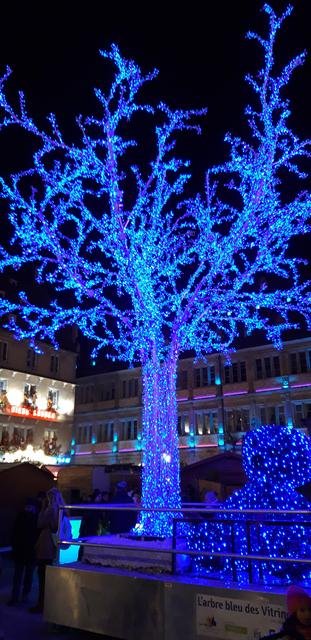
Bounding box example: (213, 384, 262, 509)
(0, 426, 60, 453)
(75, 402, 311, 445)
(0, 340, 60, 374)
(251, 351, 311, 380)
(193, 353, 311, 383)
(0, 426, 34, 447)
(0, 379, 59, 410)
(76, 348, 311, 405)
(224, 362, 246, 384)
(77, 378, 139, 404)
(76, 419, 138, 444)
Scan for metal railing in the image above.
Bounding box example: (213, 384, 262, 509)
(54, 504, 311, 586)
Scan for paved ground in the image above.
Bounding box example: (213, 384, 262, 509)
(0, 556, 116, 640)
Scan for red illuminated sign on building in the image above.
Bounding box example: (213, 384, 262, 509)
(3, 406, 58, 421)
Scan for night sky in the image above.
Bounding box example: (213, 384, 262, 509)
(0, 1, 310, 374)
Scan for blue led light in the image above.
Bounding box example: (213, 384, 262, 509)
(187, 425, 311, 585)
(0, 6, 309, 535)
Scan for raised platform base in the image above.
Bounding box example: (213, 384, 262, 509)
(45, 563, 288, 640)
(81, 533, 177, 572)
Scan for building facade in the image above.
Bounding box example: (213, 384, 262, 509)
(0, 330, 76, 459)
(73, 338, 311, 467)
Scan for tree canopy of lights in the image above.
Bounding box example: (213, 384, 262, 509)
(188, 425, 311, 586)
(0, 5, 311, 535)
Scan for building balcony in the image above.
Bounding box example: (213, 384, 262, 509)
(177, 389, 190, 402)
(179, 433, 219, 451)
(119, 397, 139, 408)
(253, 378, 282, 394)
(192, 386, 217, 401)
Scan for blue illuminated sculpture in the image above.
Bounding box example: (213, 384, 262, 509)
(189, 425, 311, 585)
(0, 6, 310, 535)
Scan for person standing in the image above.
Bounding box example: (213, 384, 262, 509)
(261, 585, 311, 640)
(108, 481, 135, 534)
(29, 487, 64, 614)
(7, 497, 39, 606)
(204, 491, 220, 508)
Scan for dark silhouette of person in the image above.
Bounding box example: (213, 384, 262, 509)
(108, 481, 136, 534)
(78, 489, 103, 560)
(8, 497, 39, 606)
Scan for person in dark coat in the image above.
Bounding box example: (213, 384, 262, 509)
(8, 497, 39, 606)
(29, 487, 64, 613)
(108, 481, 136, 534)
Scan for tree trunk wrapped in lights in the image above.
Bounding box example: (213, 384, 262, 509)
(0, 6, 310, 535)
(140, 351, 180, 536)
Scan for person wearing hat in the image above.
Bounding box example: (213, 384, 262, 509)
(282, 586, 311, 640)
(262, 586, 311, 640)
(204, 491, 220, 508)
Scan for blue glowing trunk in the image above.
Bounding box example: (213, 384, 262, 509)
(139, 356, 181, 536)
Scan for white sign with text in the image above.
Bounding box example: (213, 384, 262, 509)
(196, 593, 286, 639)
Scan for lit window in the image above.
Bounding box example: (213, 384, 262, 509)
(48, 389, 59, 410)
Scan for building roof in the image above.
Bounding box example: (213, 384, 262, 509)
(181, 452, 247, 486)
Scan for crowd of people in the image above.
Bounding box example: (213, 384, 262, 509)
(78, 481, 140, 544)
(7, 487, 67, 613)
(6, 481, 141, 611)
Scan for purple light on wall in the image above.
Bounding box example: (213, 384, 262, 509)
(193, 394, 216, 400)
(223, 390, 248, 397)
(75, 451, 92, 456)
(255, 386, 282, 393)
(291, 382, 311, 389)
(196, 442, 218, 449)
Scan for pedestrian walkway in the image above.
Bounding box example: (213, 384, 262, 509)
(0, 556, 115, 640)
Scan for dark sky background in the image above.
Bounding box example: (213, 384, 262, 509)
(0, 1, 310, 374)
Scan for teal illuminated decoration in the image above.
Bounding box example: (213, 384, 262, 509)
(189, 428, 196, 448)
(136, 432, 142, 451)
(188, 425, 311, 585)
(0, 6, 310, 535)
(112, 431, 118, 454)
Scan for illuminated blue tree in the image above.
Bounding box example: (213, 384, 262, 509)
(0, 5, 310, 535)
